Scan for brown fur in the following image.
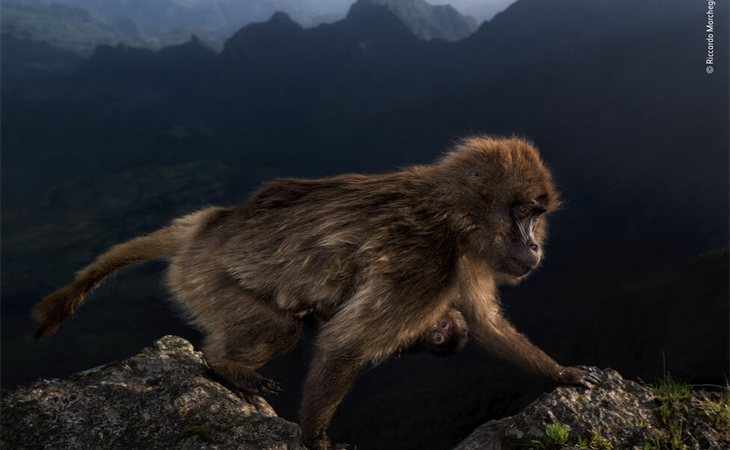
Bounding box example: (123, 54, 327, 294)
(33, 136, 595, 450)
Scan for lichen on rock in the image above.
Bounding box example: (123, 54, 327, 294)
(0, 335, 305, 449)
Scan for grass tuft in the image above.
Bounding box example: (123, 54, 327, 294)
(545, 422, 570, 445)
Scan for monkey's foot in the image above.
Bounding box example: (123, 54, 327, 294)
(230, 374, 283, 397)
(248, 376, 283, 396)
(206, 365, 283, 398)
(225, 377, 284, 401)
(557, 366, 601, 388)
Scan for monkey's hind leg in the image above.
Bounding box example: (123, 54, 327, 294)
(201, 298, 302, 398)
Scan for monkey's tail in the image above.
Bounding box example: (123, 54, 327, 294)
(32, 209, 216, 339)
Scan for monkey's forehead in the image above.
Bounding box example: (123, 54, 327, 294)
(443, 137, 560, 205)
(444, 136, 547, 174)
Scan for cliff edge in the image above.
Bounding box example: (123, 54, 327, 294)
(456, 367, 728, 450)
(0, 336, 304, 449)
(2, 336, 727, 449)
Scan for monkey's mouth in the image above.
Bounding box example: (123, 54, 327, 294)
(504, 257, 532, 277)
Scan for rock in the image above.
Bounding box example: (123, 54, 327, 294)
(0, 336, 305, 449)
(455, 367, 729, 450)
(4, 342, 727, 450)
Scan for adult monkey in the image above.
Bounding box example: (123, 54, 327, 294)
(33, 136, 598, 450)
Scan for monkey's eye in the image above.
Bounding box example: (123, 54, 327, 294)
(516, 204, 532, 219)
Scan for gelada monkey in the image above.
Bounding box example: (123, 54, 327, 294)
(33, 136, 598, 449)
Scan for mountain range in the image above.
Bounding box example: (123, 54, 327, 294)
(1, 0, 727, 449)
(1, 0, 480, 55)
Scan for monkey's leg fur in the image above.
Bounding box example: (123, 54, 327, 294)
(298, 287, 445, 450)
(471, 313, 566, 379)
(300, 347, 364, 450)
(471, 313, 599, 387)
(200, 296, 302, 396)
(461, 294, 600, 387)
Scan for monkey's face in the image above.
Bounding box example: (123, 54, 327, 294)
(499, 199, 547, 280)
(468, 194, 552, 286)
(440, 136, 559, 283)
(418, 309, 469, 356)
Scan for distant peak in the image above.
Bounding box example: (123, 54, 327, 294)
(349, 0, 477, 42)
(221, 9, 305, 59)
(254, 10, 303, 32)
(348, 0, 394, 17)
(269, 11, 295, 25)
(184, 34, 216, 54)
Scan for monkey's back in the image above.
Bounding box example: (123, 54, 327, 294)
(168, 171, 458, 322)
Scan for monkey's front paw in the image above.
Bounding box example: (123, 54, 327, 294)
(557, 366, 600, 388)
(333, 444, 356, 450)
(231, 372, 283, 396)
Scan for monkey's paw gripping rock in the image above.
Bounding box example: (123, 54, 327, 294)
(0, 336, 306, 449)
(454, 367, 730, 450)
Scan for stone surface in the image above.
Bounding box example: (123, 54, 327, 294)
(0, 336, 304, 449)
(455, 367, 729, 450)
(4, 339, 727, 450)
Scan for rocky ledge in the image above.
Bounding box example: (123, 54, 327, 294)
(0, 336, 304, 449)
(456, 368, 729, 450)
(2, 336, 727, 449)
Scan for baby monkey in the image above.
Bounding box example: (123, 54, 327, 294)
(408, 308, 468, 356)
